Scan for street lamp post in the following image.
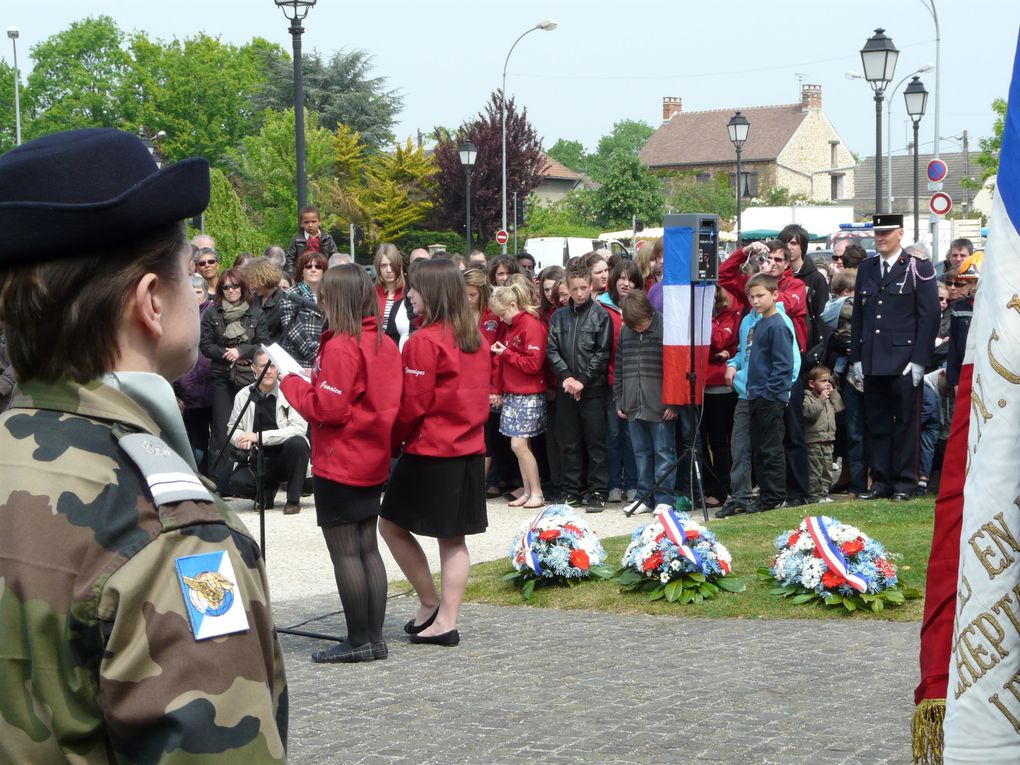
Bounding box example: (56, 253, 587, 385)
(275, 0, 317, 216)
(501, 19, 557, 254)
(460, 141, 478, 255)
(726, 111, 750, 245)
(884, 64, 933, 211)
(860, 28, 899, 215)
(7, 28, 21, 146)
(904, 76, 929, 243)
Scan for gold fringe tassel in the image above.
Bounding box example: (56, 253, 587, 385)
(912, 698, 946, 765)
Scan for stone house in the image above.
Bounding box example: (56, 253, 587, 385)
(533, 152, 590, 205)
(639, 85, 856, 204)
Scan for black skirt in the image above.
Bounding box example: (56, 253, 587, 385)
(313, 477, 384, 527)
(380, 454, 487, 538)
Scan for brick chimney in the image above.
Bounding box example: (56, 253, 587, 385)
(662, 97, 682, 122)
(801, 84, 822, 111)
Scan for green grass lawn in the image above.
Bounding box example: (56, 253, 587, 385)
(461, 497, 935, 621)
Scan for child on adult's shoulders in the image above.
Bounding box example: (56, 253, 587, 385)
(285, 205, 339, 275)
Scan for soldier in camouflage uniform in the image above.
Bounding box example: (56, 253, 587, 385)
(0, 129, 288, 763)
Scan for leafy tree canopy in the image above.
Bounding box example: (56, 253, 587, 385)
(589, 119, 654, 181)
(257, 48, 403, 150)
(588, 153, 663, 228)
(546, 138, 588, 174)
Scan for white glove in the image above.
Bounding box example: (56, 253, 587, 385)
(902, 362, 924, 387)
(852, 362, 863, 381)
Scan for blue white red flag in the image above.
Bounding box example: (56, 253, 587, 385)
(804, 516, 868, 593)
(520, 505, 550, 574)
(662, 225, 715, 405)
(943, 28, 1020, 763)
(654, 505, 703, 572)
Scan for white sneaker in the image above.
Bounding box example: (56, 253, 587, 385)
(607, 487, 624, 503)
(625, 500, 653, 515)
(816, 496, 834, 504)
(653, 503, 674, 515)
(625, 488, 638, 502)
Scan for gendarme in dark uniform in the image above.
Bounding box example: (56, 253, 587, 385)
(850, 213, 940, 499)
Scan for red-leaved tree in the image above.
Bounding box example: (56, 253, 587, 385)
(431, 92, 544, 247)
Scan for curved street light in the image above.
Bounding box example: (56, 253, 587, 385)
(501, 19, 557, 253)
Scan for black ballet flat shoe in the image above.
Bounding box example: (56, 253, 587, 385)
(311, 642, 374, 664)
(409, 629, 460, 647)
(403, 606, 439, 635)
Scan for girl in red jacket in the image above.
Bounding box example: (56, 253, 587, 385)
(489, 281, 548, 509)
(380, 259, 490, 647)
(280, 264, 403, 663)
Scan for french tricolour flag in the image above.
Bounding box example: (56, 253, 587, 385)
(662, 225, 715, 405)
(940, 28, 1020, 764)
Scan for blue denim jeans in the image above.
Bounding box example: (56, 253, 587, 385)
(628, 418, 677, 507)
(606, 397, 637, 491)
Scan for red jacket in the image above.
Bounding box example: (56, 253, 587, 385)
(479, 308, 504, 393)
(393, 323, 491, 457)
(280, 318, 402, 486)
(494, 311, 547, 394)
(599, 299, 624, 386)
(706, 303, 741, 387)
(719, 247, 809, 352)
(375, 282, 404, 317)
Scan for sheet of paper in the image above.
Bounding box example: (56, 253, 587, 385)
(262, 343, 309, 379)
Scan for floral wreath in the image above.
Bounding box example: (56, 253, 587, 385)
(615, 505, 744, 603)
(505, 504, 612, 600)
(757, 516, 920, 612)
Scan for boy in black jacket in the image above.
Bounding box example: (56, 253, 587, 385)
(546, 261, 613, 511)
(745, 273, 795, 513)
(284, 206, 339, 275)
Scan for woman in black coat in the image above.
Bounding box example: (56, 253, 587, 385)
(199, 267, 269, 481)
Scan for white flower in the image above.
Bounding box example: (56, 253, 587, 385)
(800, 558, 825, 589)
(794, 534, 815, 552)
(660, 572, 671, 584)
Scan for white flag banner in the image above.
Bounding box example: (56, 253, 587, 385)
(943, 28, 1020, 763)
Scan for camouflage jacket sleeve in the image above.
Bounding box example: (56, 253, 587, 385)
(96, 500, 288, 764)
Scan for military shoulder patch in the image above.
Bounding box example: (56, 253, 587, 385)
(175, 551, 250, 640)
(119, 433, 214, 506)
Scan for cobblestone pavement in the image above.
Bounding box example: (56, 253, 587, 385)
(274, 594, 918, 764)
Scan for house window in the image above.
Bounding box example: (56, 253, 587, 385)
(830, 174, 844, 200)
(695, 172, 711, 184)
(830, 141, 839, 168)
(730, 172, 758, 198)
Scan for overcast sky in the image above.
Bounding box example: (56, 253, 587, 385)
(3, 1, 1017, 161)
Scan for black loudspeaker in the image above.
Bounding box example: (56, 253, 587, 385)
(663, 213, 719, 282)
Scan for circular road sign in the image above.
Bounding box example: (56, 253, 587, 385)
(927, 159, 949, 183)
(495, 229, 509, 245)
(930, 192, 953, 216)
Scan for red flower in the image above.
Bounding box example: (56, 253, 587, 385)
(539, 529, 560, 541)
(841, 538, 865, 556)
(563, 524, 583, 536)
(720, 560, 731, 575)
(643, 550, 664, 572)
(789, 532, 801, 547)
(877, 558, 896, 578)
(655, 532, 667, 543)
(685, 528, 701, 541)
(821, 571, 846, 589)
(570, 549, 591, 570)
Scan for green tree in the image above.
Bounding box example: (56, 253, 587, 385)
(25, 16, 131, 138)
(589, 153, 663, 228)
(229, 108, 338, 246)
(663, 172, 736, 222)
(122, 33, 285, 165)
(976, 97, 1006, 182)
(201, 167, 267, 263)
(359, 139, 436, 245)
(519, 194, 602, 239)
(0, 60, 21, 154)
(546, 138, 588, 173)
(257, 49, 402, 150)
(589, 119, 655, 180)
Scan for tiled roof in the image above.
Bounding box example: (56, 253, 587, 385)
(538, 152, 583, 181)
(639, 104, 809, 167)
(848, 151, 980, 216)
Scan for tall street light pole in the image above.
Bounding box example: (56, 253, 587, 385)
(460, 142, 477, 256)
(727, 111, 749, 246)
(885, 64, 933, 211)
(275, 0, 317, 216)
(904, 76, 929, 243)
(918, 0, 941, 247)
(860, 28, 899, 215)
(7, 28, 21, 146)
(501, 19, 557, 254)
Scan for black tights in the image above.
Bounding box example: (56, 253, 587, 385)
(320, 517, 387, 647)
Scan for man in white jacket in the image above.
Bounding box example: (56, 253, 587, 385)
(227, 350, 310, 514)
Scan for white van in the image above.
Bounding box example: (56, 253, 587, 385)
(523, 237, 629, 271)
